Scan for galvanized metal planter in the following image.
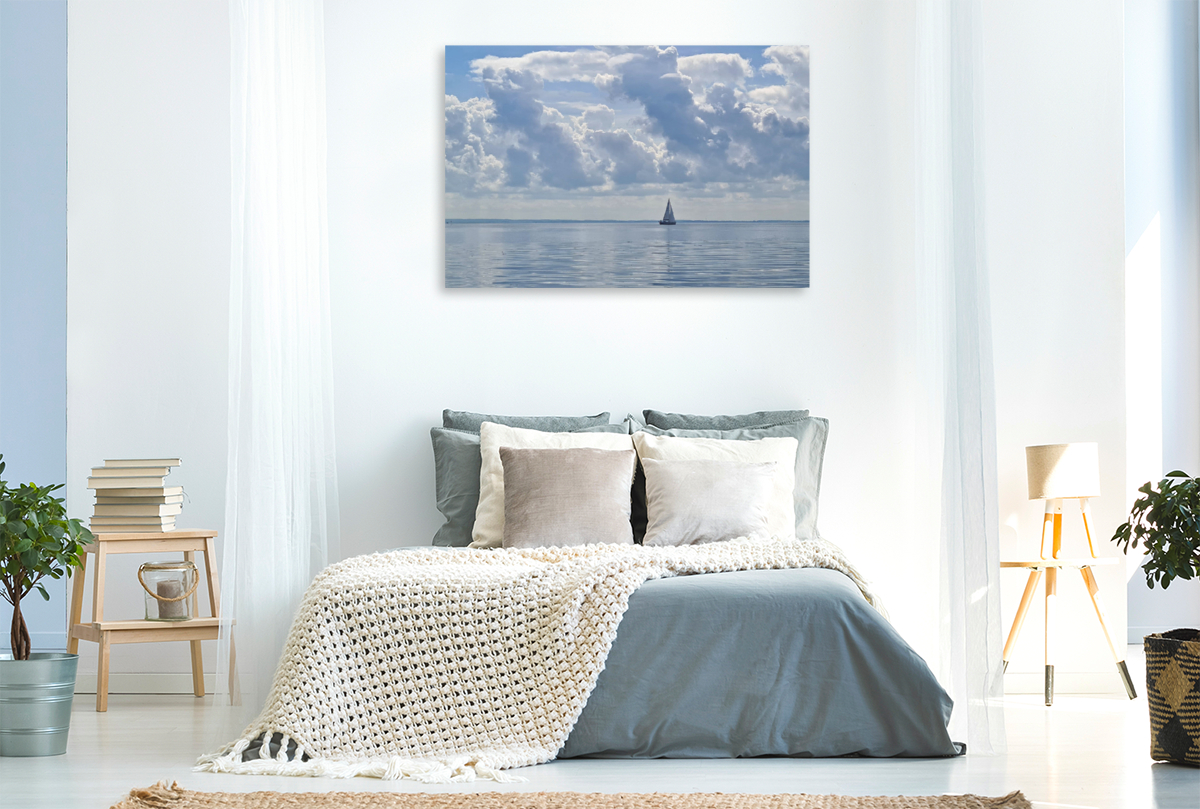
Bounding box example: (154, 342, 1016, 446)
(0, 652, 79, 756)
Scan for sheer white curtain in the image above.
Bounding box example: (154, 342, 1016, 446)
(216, 0, 339, 719)
(914, 0, 1006, 754)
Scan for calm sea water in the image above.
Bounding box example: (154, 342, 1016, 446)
(445, 220, 810, 288)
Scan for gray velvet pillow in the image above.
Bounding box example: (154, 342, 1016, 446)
(641, 417, 829, 540)
(431, 427, 483, 547)
(443, 409, 611, 433)
(500, 447, 637, 549)
(431, 423, 629, 547)
(641, 458, 776, 546)
(642, 409, 810, 431)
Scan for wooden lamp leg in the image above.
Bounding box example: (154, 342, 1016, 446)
(1080, 566, 1137, 699)
(1045, 565, 1057, 706)
(1050, 500, 1063, 559)
(1003, 568, 1044, 673)
(1080, 498, 1098, 558)
(1039, 501, 1054, 559)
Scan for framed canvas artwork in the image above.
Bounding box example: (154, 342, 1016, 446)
(445, 46, 810, 288)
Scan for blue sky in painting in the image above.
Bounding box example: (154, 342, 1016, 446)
(445, 46, 809, 221)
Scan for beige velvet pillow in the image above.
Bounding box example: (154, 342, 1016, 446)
(501, 447, 636, 549)
(641, 458, 777, 546)
(632, 431, 798, 541)
(471, 422, 635, 549)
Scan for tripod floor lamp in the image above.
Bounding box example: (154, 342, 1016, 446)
(1001, 442, 1138, 705)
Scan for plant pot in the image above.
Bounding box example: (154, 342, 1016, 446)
(1145, 629, 1200, 766)
(0, 652, 79, 756)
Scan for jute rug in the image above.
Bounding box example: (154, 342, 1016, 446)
(111, 781, 1031, 809)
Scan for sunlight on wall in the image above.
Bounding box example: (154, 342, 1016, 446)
(1124, 213, 1162, 582)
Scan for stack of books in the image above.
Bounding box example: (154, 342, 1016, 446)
(87, 459, 184, 533)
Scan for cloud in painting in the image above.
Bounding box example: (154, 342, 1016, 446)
(677, 52, 755, 91)
(445, 45, 809, 217)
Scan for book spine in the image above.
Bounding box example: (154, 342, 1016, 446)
(88, 477, 169, 488)
(93, 487, 184, 497)
(94, 497, 184, 506)
(90, 467, 170, 478)
(92, 504, 183, 517)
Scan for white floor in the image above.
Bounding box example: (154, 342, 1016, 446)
(2, 646, 1197, 809)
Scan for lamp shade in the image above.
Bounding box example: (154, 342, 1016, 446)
(1026, 443, 1101, 500)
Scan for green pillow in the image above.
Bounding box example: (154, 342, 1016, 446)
(442, 409, 611, 433)
(640, 417, 828, 540)
(431, 421, 629, 547)
(642, 409, 810, 431)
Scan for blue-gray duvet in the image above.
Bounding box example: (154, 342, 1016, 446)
(559, 567, 960, 759)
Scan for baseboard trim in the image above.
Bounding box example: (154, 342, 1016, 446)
(74, 671, 218, 695)
(84, 671, 1125, 697)
(28, 631, 67, 652)
(1004, 671, 1127, 695)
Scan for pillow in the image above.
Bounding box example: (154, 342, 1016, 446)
(430, 427, 484, 547)
(641, 417, 829, 539)
(431, 422, 630, 547)
(641, 458, 776, 546)
(501, 447, 636, 548)
(471, 422, 636, 549)
(642, 408, 810, 430)
(443, 409, 611, 433)
(631, 432, 798, 541)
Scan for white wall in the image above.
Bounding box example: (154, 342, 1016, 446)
(1123, 0, 1200, 641)
(324, 0, 937, 647)
(985, 0, 1131, 690)
(66, 0, 230, 688)
(65, 0, 1131, 693)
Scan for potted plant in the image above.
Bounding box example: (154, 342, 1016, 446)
(0, 453, 93, 756)
(1112, 470, 1200, 767)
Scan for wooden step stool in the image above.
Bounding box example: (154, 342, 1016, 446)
(67, 530, 234, 711)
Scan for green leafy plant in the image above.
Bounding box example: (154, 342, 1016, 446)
(1112, 470, 1200, 590)
(0, 454, 93, 660)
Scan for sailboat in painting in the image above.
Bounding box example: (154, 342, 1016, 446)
(658, 199, 676, 225)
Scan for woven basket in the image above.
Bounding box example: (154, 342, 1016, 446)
(1145, 629, 1200, 766)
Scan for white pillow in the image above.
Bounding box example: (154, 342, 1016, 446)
(641, 458, 777, 546)
(470, 422, 635, 549)
(632, 431, 798, 541)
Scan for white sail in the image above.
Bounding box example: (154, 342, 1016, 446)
(659, 199, 676, 225)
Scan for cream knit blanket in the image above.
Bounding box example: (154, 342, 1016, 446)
(196, 536, 877, 782)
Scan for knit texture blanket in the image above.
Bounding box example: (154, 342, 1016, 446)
(196, 536, 878, 782)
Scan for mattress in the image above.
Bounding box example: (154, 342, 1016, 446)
(559, 567, 960, 759)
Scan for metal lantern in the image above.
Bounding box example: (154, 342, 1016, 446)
(138, 560, 198, 621)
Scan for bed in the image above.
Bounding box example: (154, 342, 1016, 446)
(200, 408, 961, 781)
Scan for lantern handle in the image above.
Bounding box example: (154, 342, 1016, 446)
(137, 565, 200, 602)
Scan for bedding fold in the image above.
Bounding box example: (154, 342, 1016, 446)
(196, 536, 880, 782)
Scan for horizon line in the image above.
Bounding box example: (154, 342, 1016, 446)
(445, 218, 809, 224)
